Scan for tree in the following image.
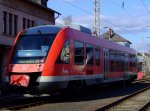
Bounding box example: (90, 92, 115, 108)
(62, 15, 72, 26)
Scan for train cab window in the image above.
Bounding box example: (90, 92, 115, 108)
(74, 41, 84, 65)
(11, 34, 56, 64)
(56, 40, 70, 64)
(95, 46, 100, 66)
(86, 44, 94, 65)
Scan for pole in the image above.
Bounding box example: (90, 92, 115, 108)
(142, 37, 145, 56)
(109, 28, 112, 40)
(93, 0, 100, 37)
(142, 37, 145, 76)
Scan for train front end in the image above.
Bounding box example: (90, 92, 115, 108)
(6, 25, 62, 93)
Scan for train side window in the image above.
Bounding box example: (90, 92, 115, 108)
(86, 44, 94, 65)
(125, 53, 129, 71)
(120, 52, 125, 71)
(74, 41, 84, 65)
(132, 55, 136, 67)
(56, 40, 70, 64)
(95, 46, 100, 66)
(129, 54, 132, 69)
(103, 48, 109, 73)
(115, 51, 120, 72)
(109, 49, 115, 72)
(130, 54, 136, 69)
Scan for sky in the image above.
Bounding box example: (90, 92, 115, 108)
(48, 0, 150, 53)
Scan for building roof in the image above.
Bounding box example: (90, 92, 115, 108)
(26, 0, 61, 16)
(101, 30, 132, 44)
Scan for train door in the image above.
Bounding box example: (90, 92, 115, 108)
(103, 48, 109, 80)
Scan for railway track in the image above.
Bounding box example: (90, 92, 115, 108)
(0, 94, 53, 110)
(0, 77, 149, 111)
(6, 101, 45, 110)
(0, 93, 65, 111)
(0, 94, 22, 104)
(133, 77, 150, 84)
(95, 86, 150, 111)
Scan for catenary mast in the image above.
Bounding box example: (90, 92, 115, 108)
(93, 0, 100, 37)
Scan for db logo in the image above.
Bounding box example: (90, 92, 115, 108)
(22, 65, 29, 71)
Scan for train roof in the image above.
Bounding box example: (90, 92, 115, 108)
(23, 25, 136, 55)
(24, 25, 92, 35)
(63, 27, 136, 55)
(23, 25, 62, 35)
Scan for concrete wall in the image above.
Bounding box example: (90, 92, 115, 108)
(0, 0, 55, 46)
(29, 0, 48, 7)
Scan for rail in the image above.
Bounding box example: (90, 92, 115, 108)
(138, 101, 150, 111)
(0, 77, 149, 111)
(7, 101, 45, 110)
(95, 86, 150, 111)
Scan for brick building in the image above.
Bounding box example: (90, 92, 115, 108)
(0, 0, 60, 82)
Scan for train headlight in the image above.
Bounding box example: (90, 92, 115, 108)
(40, 59, 45, 63)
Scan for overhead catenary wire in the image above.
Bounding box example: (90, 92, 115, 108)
(61, 0, 140, 38)
(110, 0, 141, 28)
(140, 0, 150, 15)
(62, 0, 93, 15)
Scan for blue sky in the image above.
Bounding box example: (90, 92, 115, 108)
(48, 0, 150, 52)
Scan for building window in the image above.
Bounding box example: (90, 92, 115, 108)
(9, 13, 13, 35)
(86, 44, 94, 65)
(95, 46, 100, 66)
(23, 18, 26, 29)
(74, 41, 84, 65)
(14, 15, 18, 36)
(31, 20, 35, 27)
(23, 18, 34, 29)
(3, 11, 7, 34)
(27, 19, 30, 28)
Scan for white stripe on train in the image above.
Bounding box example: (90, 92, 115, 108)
(37, 74, 104, 82)
(6, 73, 133, 83)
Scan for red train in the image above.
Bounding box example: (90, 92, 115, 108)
(6, 25, 137, 93)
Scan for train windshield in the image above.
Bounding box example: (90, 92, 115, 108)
(11, 34, 56, 64)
